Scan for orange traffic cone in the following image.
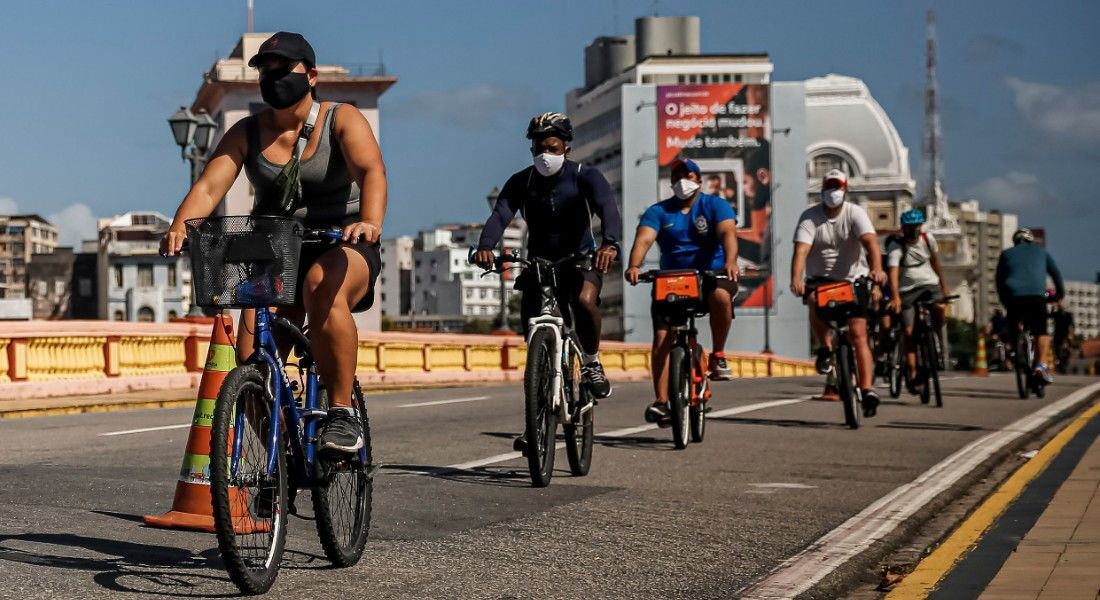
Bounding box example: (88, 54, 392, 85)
(144, 314, 239, 532)
(972, 333, 989, 377)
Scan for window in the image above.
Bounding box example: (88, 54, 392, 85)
(137, 306, 155, 322)
(167, 265, 177, 287)
(35, 280, 46, 296)
(54, 280, 64, 295)
(809, 153, 854, 179)
(113, 309, 125, 321)
(168, 310, 178, 320)
(113, 265, 123, 287)
(138, 265, 154, 287)
(722, 74, 732, 82)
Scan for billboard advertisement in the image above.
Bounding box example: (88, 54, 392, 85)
(656, 83, 772, 309)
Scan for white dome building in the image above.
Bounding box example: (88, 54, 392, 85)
(804, 74, 916, 231)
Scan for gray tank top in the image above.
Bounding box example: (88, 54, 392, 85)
(244, 103, 361, 227)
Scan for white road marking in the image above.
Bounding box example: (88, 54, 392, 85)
(397, 396, 491, 408)
(437, 396, 813, 472)
(737, 380, 1100, 599)
(748, 483, 818, 489)
(100, 423, 191, 436)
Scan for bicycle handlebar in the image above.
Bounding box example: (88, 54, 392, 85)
(163, 227, 346, 257)
(637, 269, 729, 283)
(469, 249, 593, 274)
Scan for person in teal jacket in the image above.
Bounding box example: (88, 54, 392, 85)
(995, 228, 1064, 383)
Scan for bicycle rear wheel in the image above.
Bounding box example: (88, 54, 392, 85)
(837, 345, 861, 429)
(523, 329, 558, 487)
(1015, 335, 1030, 399)
(689, 345, 706, 443)
(312, 380, 372, 567)
(210, 365, 287, 595)
(563, 347, 594, 477)
(668, 346, 690, 449)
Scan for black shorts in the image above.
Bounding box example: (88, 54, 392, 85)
(296, 240, 381, 313)
(900, 285, 944, 327)
(517, 267, 602, 335)
(651, 277, 738, 331)
(1005, 296, 1048, 338)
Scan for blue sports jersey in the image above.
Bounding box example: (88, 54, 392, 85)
(639, 193, 736, 270)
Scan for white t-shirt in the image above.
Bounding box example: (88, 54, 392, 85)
(886, 232, 940, 292)
(794, 202, 876, 281)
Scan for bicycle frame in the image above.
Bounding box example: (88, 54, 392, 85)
(526, 283, 587, 426)
(231, 306, 357, 485)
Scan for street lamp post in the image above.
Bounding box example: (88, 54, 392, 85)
(167, 107, 217, 317)
(168, 107, 217, 185)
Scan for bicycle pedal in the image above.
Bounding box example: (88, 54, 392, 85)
(657, 416, 672, 429)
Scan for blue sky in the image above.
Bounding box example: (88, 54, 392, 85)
(0, 0, 1097, 279)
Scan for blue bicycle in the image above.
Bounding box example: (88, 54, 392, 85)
(185, 216, 373, 595)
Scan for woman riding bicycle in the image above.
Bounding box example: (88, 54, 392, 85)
(161, 32, 386, 456)
(886, 209, 949, 394)
(625, 158, 740, 423)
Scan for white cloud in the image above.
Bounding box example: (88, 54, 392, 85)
(389, 84, 539, 130)
(48, 203, 99, 248)
(0, 197, 18, 214)
(964, 171, 1065, 214)
(1005, 77, 1100, 145)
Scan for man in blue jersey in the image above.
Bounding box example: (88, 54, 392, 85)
(625, 159, 740, 423)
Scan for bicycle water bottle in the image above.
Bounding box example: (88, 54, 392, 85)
(233, 272, 285, 304)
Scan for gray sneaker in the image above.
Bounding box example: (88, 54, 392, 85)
(709, 355, 733, 381)
(319, 408, 364, 456)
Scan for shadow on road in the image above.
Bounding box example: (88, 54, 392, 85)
(593, 434, 674, 451)
(709, 416, 849, 430)
(380, 463, 532, 487)
(877, 421, 986, 432)
(0, 531, 235, 597)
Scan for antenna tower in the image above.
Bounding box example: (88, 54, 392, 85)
(922, 9, 945, 213)
(247, 0, 254, 33)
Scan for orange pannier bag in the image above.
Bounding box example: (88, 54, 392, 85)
(815, 281, 856, 308)
(654, 272, 702, 303)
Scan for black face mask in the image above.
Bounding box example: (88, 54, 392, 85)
(259, 69, 311, 109)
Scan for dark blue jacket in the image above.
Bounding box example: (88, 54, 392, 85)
(996, 243, 1064, 300)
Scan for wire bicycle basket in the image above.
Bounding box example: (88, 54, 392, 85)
(185, 216, 303, 308)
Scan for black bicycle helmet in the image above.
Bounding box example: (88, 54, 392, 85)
(526, 112, 574, 141)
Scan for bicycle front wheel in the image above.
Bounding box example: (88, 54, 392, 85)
(523, 329, 558, 487)
(210, 365, 288, 596)
(668, 346, 690, 449)
(837, 346, 861, 429)
(312, 380, 372, 567)
(922, 332, 943, 408)
(887, 340, 903, 399)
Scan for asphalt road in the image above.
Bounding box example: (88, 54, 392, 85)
(0, 373, 1096, 599)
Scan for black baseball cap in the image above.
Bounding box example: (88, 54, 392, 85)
(248, 32, 316, 68)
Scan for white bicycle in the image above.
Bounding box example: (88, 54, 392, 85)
(477, 251, 596, 487)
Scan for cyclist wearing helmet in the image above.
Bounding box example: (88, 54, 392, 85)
(886, 209, 949, 392)
(996, 228, 1065, 383)
(790, 169, 887, 415)
(624, 158, 741, 423)
(475, 112, 622, 403)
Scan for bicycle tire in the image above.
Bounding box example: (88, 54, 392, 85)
(689, 346, 706, 443)
(523, 329, 557, 487)
(312, 380, 372, 567)
(887, 340, 903, 399)
(668, 346, 690, 449)
(563, 347, 594, 476)
(210, 365, 287, 595)
(923, 332, 943, 408)
(837, 345, 860, 429)
(1015, 334, 1030, 399)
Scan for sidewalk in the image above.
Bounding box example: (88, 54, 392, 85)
(889, 400, 1100, 599)
(979, 430, 1100, 599)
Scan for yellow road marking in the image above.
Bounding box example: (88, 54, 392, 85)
(886, 401, 1100, 599)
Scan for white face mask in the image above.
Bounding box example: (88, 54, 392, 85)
(672, 178, 700, 200)
(822, 189, 846, 208)
(532, 152, 565, 177)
